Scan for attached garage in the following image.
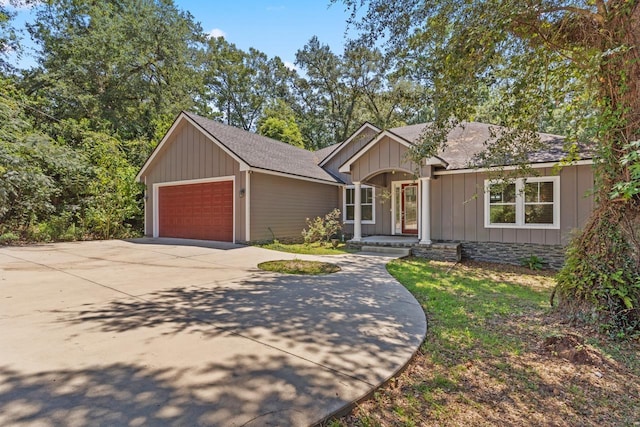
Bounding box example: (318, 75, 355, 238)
(154, 178, 234, 242)
(137, 111, 342, 244)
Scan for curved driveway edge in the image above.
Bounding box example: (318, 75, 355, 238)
(0, 238, 427, 426)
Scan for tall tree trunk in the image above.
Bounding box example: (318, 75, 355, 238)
(556, 3, 640, 334)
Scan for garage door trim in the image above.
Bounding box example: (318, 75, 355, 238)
(153, 176, 236, 242)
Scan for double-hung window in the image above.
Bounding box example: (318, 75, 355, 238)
(485, 176, 559, 229)
(344, 185, 375, 224)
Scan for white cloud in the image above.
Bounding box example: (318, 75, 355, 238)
(284, 61, 298, 71)
(207, 28, 226, 39)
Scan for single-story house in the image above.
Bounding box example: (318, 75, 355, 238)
(136, 111, 595, 268)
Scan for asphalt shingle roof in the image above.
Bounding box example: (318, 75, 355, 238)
(389, 122, 591, 170)
(185, 112, 339, 183)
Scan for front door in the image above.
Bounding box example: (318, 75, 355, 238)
(401, 183, 418, 234)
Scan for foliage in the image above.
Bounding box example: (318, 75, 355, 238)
(301, 208, 342, 244)
(24, 0, 204, 140)
(339, 0, 640, 337)
(257, 259, 341, 275)
(0, 79, 142, 241)
(203, 37, 292, 131)
(556, 205, 640, 338)
(520, 255, 546, 271)
(256, 99, 304, 147)
(292, 36, 428, 149)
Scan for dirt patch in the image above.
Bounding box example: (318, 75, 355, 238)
(542, 333, 608, 366)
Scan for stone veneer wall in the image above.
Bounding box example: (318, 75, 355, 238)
(411, 243, 461, 263)
(459, 241, 566, 270)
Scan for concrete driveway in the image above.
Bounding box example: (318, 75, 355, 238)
(0, 238, 426, 426)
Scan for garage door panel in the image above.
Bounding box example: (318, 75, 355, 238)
(158, 181, 233, 241)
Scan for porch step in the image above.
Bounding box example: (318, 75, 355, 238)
(359, 245, 411, 257)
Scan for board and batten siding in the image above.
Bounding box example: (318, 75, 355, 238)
(322, 128, 378, 184)
(431, 164, 594, 245)
(250, 172, 339, 242)
(349, 136, 429, 182)
(143, 121, 247, 241)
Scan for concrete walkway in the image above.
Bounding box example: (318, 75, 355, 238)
(0, 238, 426, 426)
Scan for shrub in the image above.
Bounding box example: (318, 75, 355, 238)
(301, 209, 342, 245)
(520, 255, 545, 270)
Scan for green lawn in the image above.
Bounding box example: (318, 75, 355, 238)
(258, 259, 340, 275)
(258, 241, 356, 255)
(333, 258, 640, 426)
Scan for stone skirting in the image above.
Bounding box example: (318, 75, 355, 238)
(411, 243, 461, 263)
(347, 240, 461, 263)
(348, 237, 566, 269)
(459, 241, 566, 270)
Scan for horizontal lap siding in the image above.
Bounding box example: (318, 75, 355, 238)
(250, 173, 339, 242)
(143, 121, 246, 241)
(432, 164, 594, 245)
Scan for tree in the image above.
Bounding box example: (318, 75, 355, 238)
(338, 0, 640, 335)
(257, 99, 304, 147)
(24, 0, 204, 140)
(203, 37, 292, 131)
(293, 36, 430, 149)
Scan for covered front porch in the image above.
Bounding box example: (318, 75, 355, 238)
(336, 126, 446, 247)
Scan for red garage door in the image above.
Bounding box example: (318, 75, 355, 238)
(158, 180, 233, 241)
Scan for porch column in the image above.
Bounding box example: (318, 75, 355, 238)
(419, 177, 432, 245)
(353, 181, 362, 242)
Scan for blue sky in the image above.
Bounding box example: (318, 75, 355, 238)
(7, 0, 354, 70)
(176, 0, 354, 68)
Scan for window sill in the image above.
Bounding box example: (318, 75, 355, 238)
(344, 220, 375, 225)
(485, 224, 560, 230)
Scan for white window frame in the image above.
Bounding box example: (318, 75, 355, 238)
(343, 185, 375, 224)
(484, 176, 560, 229)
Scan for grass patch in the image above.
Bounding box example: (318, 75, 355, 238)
(258, 259, 340, 275)
(335, 258, 640, 426)
(258, 241, 356, 255)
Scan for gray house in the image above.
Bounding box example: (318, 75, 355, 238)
(136, 111, 594, 267)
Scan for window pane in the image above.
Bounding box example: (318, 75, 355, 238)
(361, 187, 372, 204)
(525, 182, 539, 203)
(346, 205, 354, 220)
(346, 188, 353, 205)
(490, 205, 516, 224)
(362, 205, 373, 221)
(539, 182, 554, 202)
(489, 183, 515, 204)
(503, 183, 516, 203)
(525, 204, 554, 224)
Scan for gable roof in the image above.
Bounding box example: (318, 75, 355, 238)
(137, 112, 341, 185)
(318, 122, 381, 166)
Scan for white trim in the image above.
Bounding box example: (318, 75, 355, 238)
(153, 176, 236, 242)
(484, 176, 560, 230)
(143, 175, 148, 236)
(319, 122, 381, 167)
(245, 170, 251, 242)
(434, 159, 594, 176)
(343, 184, 375, 224)
(247, 167, 342, 186)
(419, 177, 432, 244)
(136, 112, 250, 182)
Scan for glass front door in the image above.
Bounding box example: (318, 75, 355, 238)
(401, 184, 418, 234)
